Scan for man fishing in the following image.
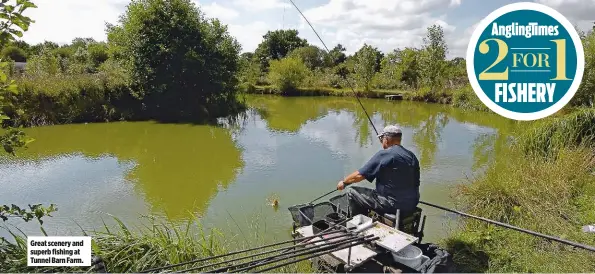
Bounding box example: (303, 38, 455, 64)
(336, 125, 420, 218)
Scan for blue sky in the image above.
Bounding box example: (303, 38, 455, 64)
(20, 0, 595, 58)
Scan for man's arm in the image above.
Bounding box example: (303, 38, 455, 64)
(337, 170, 366, 190)
(337, 150, 387, 191)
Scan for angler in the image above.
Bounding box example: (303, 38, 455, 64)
(337, 125, 420, 219)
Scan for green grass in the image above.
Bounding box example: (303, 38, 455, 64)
(0, 216, 313, 273)
(4, 73, 134, 127)
(519, 108, 595, 158)
(443, 129, 595, 272)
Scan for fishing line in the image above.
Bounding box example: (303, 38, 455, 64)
(287, 0, 380, 140)
(287, 0, 595, 254)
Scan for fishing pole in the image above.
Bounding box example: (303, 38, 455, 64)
(420, 201, 595, 253)
(253, 238, 374, 273)
(140, 228, 346, 273)
(287, 0, 380, 140)
(288, 0, 595, 255)
(288, 0, 382, 207)
(309, 189, 338, 204)
(172, 233, 360, 273)
(227, 236, 380, 273)
(209, 235, 375, 273)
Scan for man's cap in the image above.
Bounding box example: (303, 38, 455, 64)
(378, 125, 402, 137)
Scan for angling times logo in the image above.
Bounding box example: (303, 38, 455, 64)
(466, 2, 584, 121)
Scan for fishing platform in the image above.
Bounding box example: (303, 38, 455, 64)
(288, 192, 453, 273)
(385, 94, 404, 101)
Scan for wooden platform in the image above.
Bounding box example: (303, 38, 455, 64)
(385, 94, 403, 100)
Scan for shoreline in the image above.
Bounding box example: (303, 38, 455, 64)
(244, 84, 486, 111)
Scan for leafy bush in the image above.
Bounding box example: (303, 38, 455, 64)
(303, 68, 343, 89)
(4, 73, 131, 126)
(87, 42, 109, 69)
(1, 46, 27, 62)
(109, 0, 243, 121)
(26, 50, 60, 76)
(267, 56, 309, 92)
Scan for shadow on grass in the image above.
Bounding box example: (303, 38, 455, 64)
(443, 238, 490, 273)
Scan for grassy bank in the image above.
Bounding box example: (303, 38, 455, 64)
(443, 109, 595, 272)
(247, 84, 403, 98)
(2, 72, 247, 127)
(246, 83, 489, 112)
(1, 217, 311, 273)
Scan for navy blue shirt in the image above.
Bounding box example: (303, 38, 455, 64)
(358, 145, 420, 212)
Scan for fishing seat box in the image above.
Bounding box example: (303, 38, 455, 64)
(381, 207, 424, 236)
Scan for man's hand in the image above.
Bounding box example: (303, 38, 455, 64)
(337, 180, 346, 190)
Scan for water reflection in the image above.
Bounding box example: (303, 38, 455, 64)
(2, 122, 243, 220)
(245, 96, 518, 172)
(1, 95, 520, 242)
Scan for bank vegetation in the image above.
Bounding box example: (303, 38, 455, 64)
(2, 0, 595, 272)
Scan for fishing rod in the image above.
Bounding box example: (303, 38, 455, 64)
(209, 235, 375, 273)
(140, 228, 346, 273)
(253, 238, 373, 273)
(420, 201, 595, 253)
(288, 0, 595, 254)
(227, 236, 380, 273)
(287, 0, 380, 140)
(172, 233, 360, 273)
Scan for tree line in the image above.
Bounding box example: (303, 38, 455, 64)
(237, 26, 467, 94)
(1, 0, 594, 132)
(1, 0, 245, 128)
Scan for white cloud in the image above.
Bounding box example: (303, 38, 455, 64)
(22, 0, 126, 45)
(301, 0, 459, 54)
(232, 0, 290, 11)
(198, 2, 239, 20)
(445, 0, 595, 58)
(536, 0, 595, 31)
(448, 21, 479, 58)
(228, 22, 269, 52)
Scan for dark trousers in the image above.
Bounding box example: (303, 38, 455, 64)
(347, 186, 397, 216)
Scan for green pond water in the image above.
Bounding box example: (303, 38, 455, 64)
(0, 95, 518, 244)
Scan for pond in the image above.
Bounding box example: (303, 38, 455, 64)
(0, 95, 518, 244)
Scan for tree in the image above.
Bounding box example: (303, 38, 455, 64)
(1, 0, 37, 154)
(399, 48, 422, 89)
(238, 52, 260, 86)
(353, 44, 383, 72)
(376, 50, 401, 89)
(111, 0, 242, 121)
(288, 45, 325, 70)
(87, 42, 109, 69)
(254, 29, 307, 71)
(0, 0, 56, 226)
(70, 37, 96, 50)
(353, 44, 378, 92)
(327, 44, 347, 66)
(444, 57, 467, 87)
(267, 56, 309, 92)
(29, 41, 58, 55)
(419, 24, 448, 89)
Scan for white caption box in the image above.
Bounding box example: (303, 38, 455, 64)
(27, 236, 92, 267)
